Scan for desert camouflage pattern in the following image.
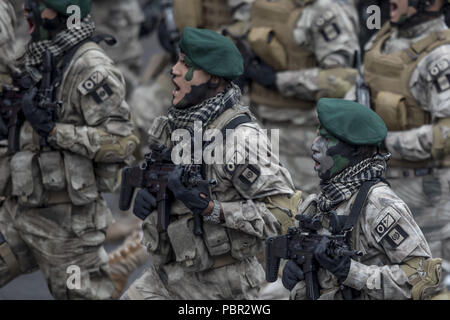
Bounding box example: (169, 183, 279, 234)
(121, 101, 296, 300)
(91, 0, 145, 95)
(290, 182, 432, 300)
(254, 0, 359, 194)
(364, 16, 450, 275)
(0, 0, 17, 85)
(0, 39, 138, 299)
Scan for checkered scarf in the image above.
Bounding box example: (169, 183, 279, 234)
(317, 153, 389, 212)
(168, 82, 242, 132)
(23, 15, 95, 68)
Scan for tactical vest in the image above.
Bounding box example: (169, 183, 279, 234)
(173, 0, 232, 31)
(364, 22, 450, 168)
(249, 0, 318, 109)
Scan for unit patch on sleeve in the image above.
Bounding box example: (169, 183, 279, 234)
(316, 11, 341, 42)
(78, 70, 113, 104)
(374, 212, 396, 237)
(238, 164, 261, 187)
(429, 59, 450, 93)
(383, 225, 409, 248)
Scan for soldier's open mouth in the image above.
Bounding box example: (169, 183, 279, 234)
(27, 18, 36, 34)
(172, 80, 180, 97)
(390, 1, 398, 14)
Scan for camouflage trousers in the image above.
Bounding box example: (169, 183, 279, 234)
(386, 167, 450, 273)
(0, 197, 115, 299)
(121, 256, 265, 300)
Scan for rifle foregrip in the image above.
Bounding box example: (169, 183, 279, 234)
(265, 237, 281, 282)
(119, 167, 135, 211)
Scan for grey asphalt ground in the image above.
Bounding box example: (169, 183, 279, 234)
(0, 33, 163, 300)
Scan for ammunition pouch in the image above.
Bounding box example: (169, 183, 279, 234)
(374, 91, 431, 131)
(64, 151, 99, 206)
(248, 27, 287, 71)
(432, 118, 450, 160)
(167, 214, 213, 272)
(400, 257, 442, 300)
(264, 190, 302, 235)
(317, 68, 357, 99)
(38, 151, 66, 192)
(11, 151, 45, 207)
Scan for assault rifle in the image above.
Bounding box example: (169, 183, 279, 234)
(119, 144, 215, 236)
(265, 215, 363, 300)
(354, 49, 371, 108)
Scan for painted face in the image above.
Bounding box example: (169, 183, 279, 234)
(311, 127, 356, 181)
(23, 1, 59, 41)
(389, 0, 417, 23)
(171, 52, 217, 109)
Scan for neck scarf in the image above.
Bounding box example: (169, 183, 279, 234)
(317, 153, 389, 212)
(167, 82, 241, 133)
(23, 15, 95, 68)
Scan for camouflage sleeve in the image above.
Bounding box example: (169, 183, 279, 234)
(276, 0, 359, 100)
(216, 123, 296, 239)
(343, 194, 431, 300)
(386, 45, 450, 161)
(0, 0, 16, 77)
(49, 52, 139, 163)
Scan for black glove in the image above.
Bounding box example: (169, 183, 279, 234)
(168, 166, 211, 216)
(244, 58, 277, 89)
(133, 189, 157, 220)
(282, 260, 305, 291)
(21, 87, 55, 138)
(314, 237, 351, 283)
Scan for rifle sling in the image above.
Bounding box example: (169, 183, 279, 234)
(343, 179, 383, 233)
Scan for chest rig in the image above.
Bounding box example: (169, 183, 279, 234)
(173, 0, 233, 31)
(364, 22, 450, 131)
(249, 0, 318, 109)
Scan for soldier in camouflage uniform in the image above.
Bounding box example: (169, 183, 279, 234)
(121, 27, 298, 300)
(353, 0, 450, 286)
(243, 0, 359, 195)
(0, 0, 139, 299)
(90, 0, 145, 96)
(283, 98, 440, 300)
(107, 0, 258, 298)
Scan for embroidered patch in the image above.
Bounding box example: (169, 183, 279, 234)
(375, 212, 396, 237)
(238, 164, 261, 187)
(90, 83, 113, 104)
(320, 23, 341, 42)
(429, 59, 450, 93)
(78, 71, 106, 95)
(383, 225, 409, 248)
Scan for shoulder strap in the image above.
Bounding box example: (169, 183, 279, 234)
(53, 34, 117, 87)
(343, 179, 381, 232)
(220, 114, 253, 137)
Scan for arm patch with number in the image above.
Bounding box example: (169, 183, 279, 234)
(316, 10, 341, 42)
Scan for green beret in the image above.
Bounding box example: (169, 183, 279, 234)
(317, 98, 387, 145)
(179, 27, 243, 80)
(42, 0, 91, 19)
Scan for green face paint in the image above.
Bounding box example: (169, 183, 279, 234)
(183, 55, 200, 81)
(312, 126, 354, 181)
